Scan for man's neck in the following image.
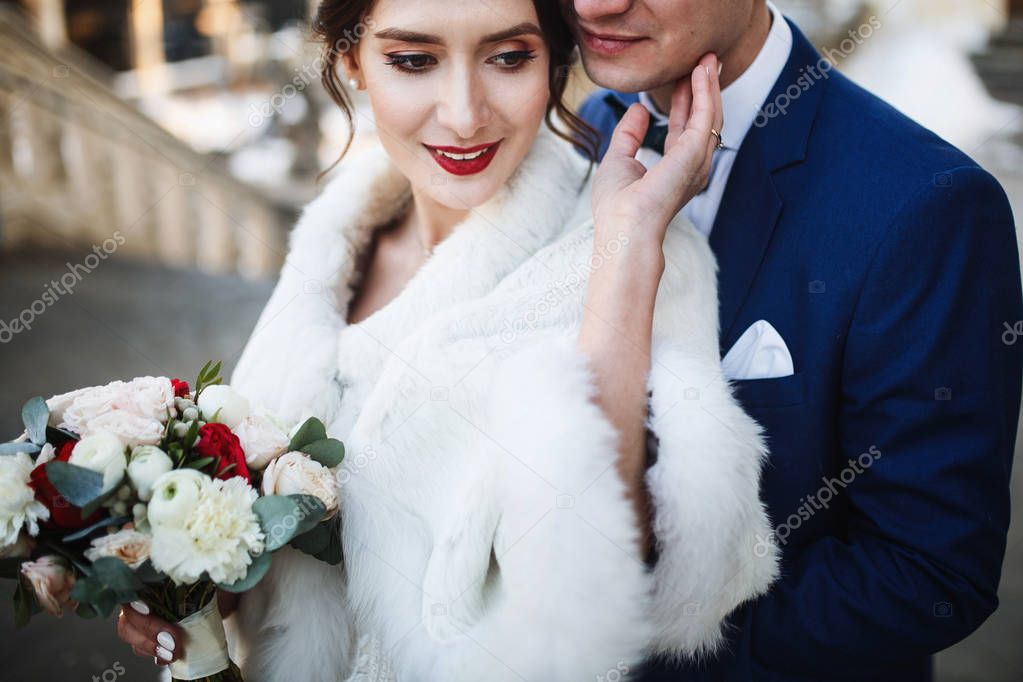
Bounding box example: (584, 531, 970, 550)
(648, 1, 773, 113)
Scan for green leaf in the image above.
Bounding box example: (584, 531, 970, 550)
(62, 515, 130, 543)
(291, 517, 342, 565)
(300, 438, 345, 468)
(288, 418, 327, 452)
(0, 558, 25, 580)
(184, 456, 216, 470)
(183, 420, 201, 450)
(253, 495, 326, 552)
(90, 556, 144, 603)
(46, 461, 104, 507)
(14, 580, 34, 628)
(80, 475, 125, 518)
(21, 397, 49, 446)
(135, 560, 165, 584)
(217, 551, 271, 593)
(0, 441, 40, 456)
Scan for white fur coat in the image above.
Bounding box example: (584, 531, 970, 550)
(225, 125, 778, 682)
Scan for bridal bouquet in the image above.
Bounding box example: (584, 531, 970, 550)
(0, 362, 345, 682)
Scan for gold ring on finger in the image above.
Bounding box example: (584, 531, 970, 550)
(710, 128, 725, 151)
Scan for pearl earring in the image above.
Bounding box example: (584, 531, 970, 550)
(348, 78, 360, 90)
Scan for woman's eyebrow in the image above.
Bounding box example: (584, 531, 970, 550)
(373, 22, 542, 45)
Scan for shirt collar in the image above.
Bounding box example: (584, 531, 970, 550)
(638, 1, 793, 152)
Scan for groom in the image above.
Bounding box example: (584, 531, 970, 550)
(567, 1, 1022, 680)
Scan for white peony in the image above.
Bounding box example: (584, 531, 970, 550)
(59, 381, 127, 435)
(0, 453, 50, 547)
(21, 555, 76, 617)
(84, 528, 151, 569)
(235, 412, 290, 470)
(127, 446, 173, 502)
(80, 409, 164, 448)
(69, 431, 128, 494)
(197, 385, 250, 430)
(115, 376, 176, 422)
(150, 477, 264, 585)
(147, 469, 209, 529)
(261, 452, 339, 520)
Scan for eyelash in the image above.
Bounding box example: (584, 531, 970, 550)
(383, 50, 537, 75)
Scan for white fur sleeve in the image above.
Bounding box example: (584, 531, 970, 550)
(403, 336, 655, 682)
(642, 337, 779, 662)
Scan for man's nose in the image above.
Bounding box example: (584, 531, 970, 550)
(436, 67, 493, 142)
(573, 0, 634, 22)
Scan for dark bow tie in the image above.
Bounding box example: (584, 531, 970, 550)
(603, 93, 669, 153)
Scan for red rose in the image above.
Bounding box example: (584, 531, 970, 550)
(30, 440, 105, 529)
(171, 378, 190, 398)
(194, 423, 250, 482)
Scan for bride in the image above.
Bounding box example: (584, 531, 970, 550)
(116, 1, 778, 680)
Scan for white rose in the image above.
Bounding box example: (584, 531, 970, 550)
(45, 385, 95, 428)
(80, 409, 164, 448)
(21, 555, 76, 617)
(60, 381, 127, 435)
(0, 453, 50, 547)
(235, 412, 290, 470)
(261, 452, 339, 520)
(69, 431, 128, 494)
(127, 446, 173, 502)
(148, 469, 210, 530)
(84, 528, 151, 569)
(115, 376, 176, 422)
(197, 385, 250, 430)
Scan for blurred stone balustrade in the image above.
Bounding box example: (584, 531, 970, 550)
(0, 5, 296, 279)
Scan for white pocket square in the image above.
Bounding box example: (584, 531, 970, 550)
(721, 320, 794, 381)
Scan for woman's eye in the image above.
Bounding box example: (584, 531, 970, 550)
(488, 50, 537, 69)
(384, 53, 437, 73)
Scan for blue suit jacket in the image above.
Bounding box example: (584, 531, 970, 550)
(579, 18, 1022, 682)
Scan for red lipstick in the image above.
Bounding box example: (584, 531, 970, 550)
(424, 140, 502, 176)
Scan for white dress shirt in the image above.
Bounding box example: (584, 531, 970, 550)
(635, 1, 794, 237)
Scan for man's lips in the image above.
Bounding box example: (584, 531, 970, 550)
(578, 27, 647, 56)
(424, 140, 502, 176)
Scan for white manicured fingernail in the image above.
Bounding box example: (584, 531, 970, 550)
(718, 63, 723, 76)
(156, 646, 172, 662)
(157, 631, 176, 651)
(129, 600, 150, 615)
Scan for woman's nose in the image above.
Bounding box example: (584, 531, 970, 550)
(436, 68, 493, 141)
(573, 0, 634, 22)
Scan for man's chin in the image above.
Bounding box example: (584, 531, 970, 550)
(578, 55, 669, 95)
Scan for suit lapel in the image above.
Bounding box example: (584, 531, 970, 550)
(709, 19, 829, 354)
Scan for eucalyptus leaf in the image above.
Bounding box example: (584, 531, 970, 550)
(288, 418, 327, 452)
(80, 475, 125, 518)
(253, 495, 325, 551)
(217, 551, 271, 593)
(290, 517, 343, 565)
(0, 558, 25, 580)
(21, 397, 49, 445)
(13, 580, 33, 628)
(91, 556, 143, 602)
(46, 461, 104, 507)
(62, 515, 131, 543)
(300, 438, 345, 468)
(0, 441, 41, 456)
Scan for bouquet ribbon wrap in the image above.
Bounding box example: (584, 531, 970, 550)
(169, 598, 230, 680)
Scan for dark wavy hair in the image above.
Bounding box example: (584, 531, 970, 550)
(311, 0, 600, 180)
